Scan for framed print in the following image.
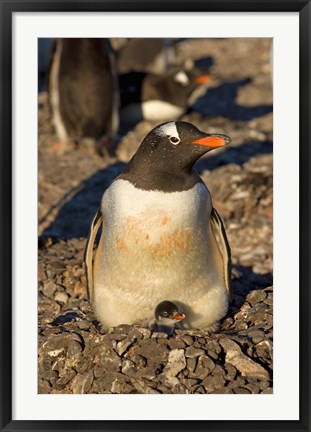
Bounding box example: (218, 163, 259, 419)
(1, 0, 310, 431)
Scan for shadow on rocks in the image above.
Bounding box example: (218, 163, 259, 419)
(41, 161, 125, 240)
(195, 140, 272, 172)
(230, 264, 273, 312)
(191, 78, 273, 121)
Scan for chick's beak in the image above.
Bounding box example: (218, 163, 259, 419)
(173, 313, 186, 321)
(190, 133, 231, 148)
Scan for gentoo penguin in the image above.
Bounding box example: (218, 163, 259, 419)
(119, 69, 210, 124)
(117, 38, 177, 74)
(48, 38, 119, 151)
(85, 121, 232, 330)
(153, 301, 186, 336)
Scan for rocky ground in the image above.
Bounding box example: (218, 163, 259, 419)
(38, 38, 273, 394)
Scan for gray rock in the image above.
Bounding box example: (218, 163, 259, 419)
(255, 340, 273, 363)
(207, 349, 219, 360)
(244, 383, 260, 394)
(233, 387, 251, 394)
(134, 327, 151, 338)
(264, 292, 273, 306)
(131, 378, 159, 394)
(67, 340, 83, 357)
(193, 385, 206, 394)
(70, 370, 94, 394)
(178, 335, 194, 346)
(220, 337, 269, 380)
(159, 349, 186, 388)
(166, 338, 187, 350)
(54, 291, 69, 304)
(246, 290, 267, 306)
(179, 378, 200, 391)
(151, 332, 168, 339)
(186, 357, 197, 373)
(116, 331, 140, 356)
(212, 388, 233, 394)
(42, 280, 58, 298)
(224, 363, 237, 380)
(56, 369, 77, 388)
(202, 374, 226, 393)
(261, 387, 273, 394)
(185, 346, 205, 358)
(190, 355, 215, 380)
(111, 380, 134, 394)
(38, 379, 51, 394)
(131, 339, 169, 364)
(94, 346, 122, 372)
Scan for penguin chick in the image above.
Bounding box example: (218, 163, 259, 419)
(119, 69, 210, 124)
(85, 121, 232, 331)
(48, 38, 119, 152)
(154, 301, 186, 336)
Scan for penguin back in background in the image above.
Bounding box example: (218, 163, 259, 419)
(49, 38, 119, 145)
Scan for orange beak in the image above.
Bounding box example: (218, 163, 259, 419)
(190, 135, 230, 148)
(173, 314, 186, 321)
(195, 75, 210, 84)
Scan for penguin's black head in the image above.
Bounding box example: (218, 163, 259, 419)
(121, 121, 231, 191)
(133, 121, 230, 170)
(155, 301, 186, 326)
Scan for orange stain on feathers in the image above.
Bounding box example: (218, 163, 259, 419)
(120, 215, 194, 258)
(149, 229, 193, 258)
(116, 239, 127, 251)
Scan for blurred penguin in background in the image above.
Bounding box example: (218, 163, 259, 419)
(48, 38, 119, 154)
(119, 68, 210, 125)
(115, 38, 212, 125)
(116, 38, 178, 74)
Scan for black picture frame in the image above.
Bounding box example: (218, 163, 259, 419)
(1, 1, 310, 431)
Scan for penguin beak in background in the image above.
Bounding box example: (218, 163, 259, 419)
(190, 134, 231, 148)
(195, 75, 210, 84)
(173, 313, 186, 321)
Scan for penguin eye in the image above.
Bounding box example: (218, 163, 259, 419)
(162, 312, 169, 317)
(170, 136, 180, 145)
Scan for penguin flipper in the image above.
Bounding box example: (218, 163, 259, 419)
(210, 207, 232, 301)
(84, 209, 103, 304)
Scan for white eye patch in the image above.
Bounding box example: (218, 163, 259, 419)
(174, 71, 190, 86)
(155, 122, 180, 144)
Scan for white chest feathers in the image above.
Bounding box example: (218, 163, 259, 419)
(101, 179, 211, 246)
(120, 101, 184, 123)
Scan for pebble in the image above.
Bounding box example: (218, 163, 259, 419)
(202, 374, 226, 393)
(178, 335, 194, 346)
(111, 380, 134, 394)
(191, 355, 215, 380)
(220, 338, 269, 380)
(185, 347, 205, 358)
(94, 346, 122, 372)
(54, 291, 69, 304)
(160, 349, 186, 382)
(246, 290, 267, 306)
(116, 332, 140, 356)
(70, 370, 94, 394)
(42, 280, 58, 298)
(233, 387, 251, 394)
(261, 387, 273, 394)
